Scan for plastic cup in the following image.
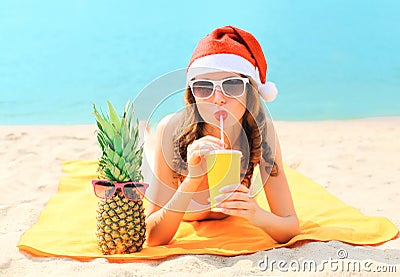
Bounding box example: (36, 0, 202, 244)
(205, 149, 242, 208)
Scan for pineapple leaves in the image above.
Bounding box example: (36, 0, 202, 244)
(107, 101, 121, 130)
(94, 100, 144, 183)
(93, 104, 115, 144)
(113, 133, 123, 156)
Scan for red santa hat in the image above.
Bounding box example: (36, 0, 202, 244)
(186, 25, 278, 102)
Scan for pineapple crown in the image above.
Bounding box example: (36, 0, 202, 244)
(93, 101, 144, 183)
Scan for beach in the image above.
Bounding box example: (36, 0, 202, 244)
(1, 117, 399, 276)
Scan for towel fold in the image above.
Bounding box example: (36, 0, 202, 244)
(17, 160, 398, 262)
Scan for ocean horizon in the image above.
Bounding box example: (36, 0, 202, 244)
(1, 1, 399, 125)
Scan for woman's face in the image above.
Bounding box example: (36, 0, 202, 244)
(191, 71, 247, 129)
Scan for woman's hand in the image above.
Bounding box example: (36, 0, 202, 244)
(213, 183, 265, 227)
(186, 135, 225, 178)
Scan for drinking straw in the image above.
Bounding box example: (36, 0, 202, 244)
(219, 115, 224, 147)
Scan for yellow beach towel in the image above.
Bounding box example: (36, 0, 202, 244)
(18, 160, 398, 262)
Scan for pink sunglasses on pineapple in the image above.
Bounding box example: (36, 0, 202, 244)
(92, 180, 149, 201)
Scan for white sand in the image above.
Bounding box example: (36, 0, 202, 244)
(1, 117, 399, 276)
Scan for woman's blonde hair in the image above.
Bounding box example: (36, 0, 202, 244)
(172, 78, 278, 187)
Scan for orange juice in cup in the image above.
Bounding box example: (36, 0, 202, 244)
(205, 149, 242, 208)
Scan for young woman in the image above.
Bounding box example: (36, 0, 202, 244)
(145, 26, 300, 246)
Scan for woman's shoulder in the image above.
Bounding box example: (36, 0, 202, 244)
(156, 112, 182, 132)
(154, 112, 183, 151)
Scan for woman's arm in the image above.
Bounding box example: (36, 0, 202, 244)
(214, 132, 301, 243)
(145, 115, 223, 246)
(256, 134, 301, 242)
(145, 115, 196, 246)
(146, 176, 202, 246)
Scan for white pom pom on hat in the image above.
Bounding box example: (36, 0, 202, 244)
(186, 25, 278, 102)
(258, 81, 278, 102)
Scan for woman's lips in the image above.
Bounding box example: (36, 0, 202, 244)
(214, 110, 228, 121)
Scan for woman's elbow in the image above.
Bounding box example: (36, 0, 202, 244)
(275, 217, 301, 244)
(276, 228, 301, 244)
(146, 235, 172, 247)
(145, 227, 174, 246)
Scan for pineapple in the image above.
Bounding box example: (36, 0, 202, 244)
(93, 101, 147, 254)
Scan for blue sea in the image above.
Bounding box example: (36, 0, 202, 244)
(1, 0, 399, 125)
